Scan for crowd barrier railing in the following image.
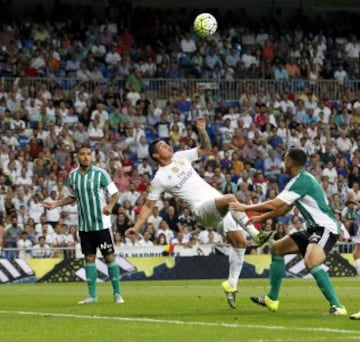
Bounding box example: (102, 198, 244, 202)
(2, 77, 359, 101)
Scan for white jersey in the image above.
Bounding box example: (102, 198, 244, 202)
(147, 148, 220, 210)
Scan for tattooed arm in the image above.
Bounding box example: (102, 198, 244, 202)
(196, 116, 212, 158)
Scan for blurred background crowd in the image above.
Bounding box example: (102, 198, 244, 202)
(1, 2, 360, 258)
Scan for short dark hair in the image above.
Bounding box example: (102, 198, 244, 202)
(148, 139, 161, 161)
(287, 148, 307, 167)
(77, 144, 92, 153)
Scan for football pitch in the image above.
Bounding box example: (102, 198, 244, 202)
(1, 278, 359, 342)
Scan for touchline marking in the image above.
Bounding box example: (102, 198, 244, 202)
(0, 310, 357, 334)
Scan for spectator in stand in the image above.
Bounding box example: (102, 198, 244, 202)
(31, 235, 52, 258)
(126, 68, 143, 93)
(138, 230, 154, 247)
(322, 161, 338, 186)
(204, 48, 223, 77)
(17, 230, 32, 258)
(273, 61, 289, 80)
(180, 32, 196, 55)
(348, 167, 360, 189)
(136, 136, 150, 161)
(155, 220, 175, 245)
(115, 209, 134, 238)
(4, 215, 23, 259)
(241, 139, 258, 166)
(137, 158, 152, 176)
(334, 64, 348, 86)
(119, 182, 140, 207)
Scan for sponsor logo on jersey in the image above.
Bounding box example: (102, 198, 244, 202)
(174, 169, 193, 190)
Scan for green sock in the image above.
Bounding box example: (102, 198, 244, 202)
(85, 262, 97, 298)
(309, 265, 341, 307)
(268, 255, 285, 301)
(108, 261, 121, 295)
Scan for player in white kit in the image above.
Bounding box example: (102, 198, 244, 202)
(126, 117, 272, 308)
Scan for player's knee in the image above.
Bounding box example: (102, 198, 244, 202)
(227, 232, 246, 248)
(225, 194, 237, 203)
(105, 254, 115, 264)
(353, 245, 360, 258)
(231, 239, 247, 248)
(303, 256, 314, 269)
(270, 242, 282, 256)
(85, 254, 96, 263)
(303, 254, 324, 269)
(237, 241, 247, 248)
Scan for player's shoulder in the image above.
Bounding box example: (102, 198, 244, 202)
(298, 170, 316, 182)
(69, 167, 80, 177)
(291, 170, 317, 187)
(174, 148, 197, 159)
(92, 165, 110, 175)
(91, 165, 103, 172)
(150, 167, 163, 182)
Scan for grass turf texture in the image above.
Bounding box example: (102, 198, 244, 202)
(0, 278, 359, 342)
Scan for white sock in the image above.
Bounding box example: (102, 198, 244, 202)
(230, 209, 259, 239)
(228, 247, 246, 290)
(355, 258, 360, 276)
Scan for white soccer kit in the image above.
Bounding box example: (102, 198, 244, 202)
(147, 148, 242, 232)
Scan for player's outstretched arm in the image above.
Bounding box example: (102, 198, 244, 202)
(41, 196, 76, 210)
(230, 198, 287, 213)
(247, 203, 293, 225)
(196, 116, 212, 157)
(125, 199, 157, 236)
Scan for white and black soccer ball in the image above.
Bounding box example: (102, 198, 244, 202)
(193, 13, 217, 37)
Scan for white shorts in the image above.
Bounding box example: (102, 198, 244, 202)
(193, 199, 244, 234)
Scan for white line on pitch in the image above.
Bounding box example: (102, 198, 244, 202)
(0, 310, 357, 334)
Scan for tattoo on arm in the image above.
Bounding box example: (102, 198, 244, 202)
(199, 129, 212, 150)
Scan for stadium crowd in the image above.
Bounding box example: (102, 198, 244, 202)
(0, 6, 360, 81)
(0, 6, 360, 260)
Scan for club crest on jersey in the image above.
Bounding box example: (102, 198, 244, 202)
(171, 166, 179, 173)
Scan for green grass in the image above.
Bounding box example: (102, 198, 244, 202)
(0, 278, 359, 342)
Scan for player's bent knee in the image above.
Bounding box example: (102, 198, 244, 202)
(231, 239, 247, 249)
(303, 258, 315, 269)
(227, 231, 247, 248)
(85, 254, 96, 263)
(224, 194, 237, 203)
(303, 254, 325, 269)
(105, 254, 115, 263)
(270, 242, 283, 256)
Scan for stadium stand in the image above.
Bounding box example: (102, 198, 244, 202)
(0, 4, 360, 259)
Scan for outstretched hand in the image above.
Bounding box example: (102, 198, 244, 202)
(40, 201, 57, 210)
(246, 215, 265, 225)
(125, 227, 137, 238)
(195, 116, 206, 131)
(229, 202, 247, 212)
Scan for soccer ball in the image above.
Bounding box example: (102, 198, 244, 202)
(193, 13, 217, 37)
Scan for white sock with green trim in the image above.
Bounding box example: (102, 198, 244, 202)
(230, 209, 259, 239)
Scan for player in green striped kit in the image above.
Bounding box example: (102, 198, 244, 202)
(230, 148, 347, 316)
(42, 145, 123, 304)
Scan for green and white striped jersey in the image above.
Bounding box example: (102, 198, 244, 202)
(277, 170, 340, 234)
(67, 166, 119, 232)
